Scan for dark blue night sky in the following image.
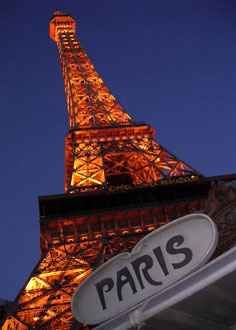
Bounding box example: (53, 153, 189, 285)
(1, 1, 236, 300)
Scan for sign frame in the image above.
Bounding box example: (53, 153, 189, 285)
(71, 214, 218, 325)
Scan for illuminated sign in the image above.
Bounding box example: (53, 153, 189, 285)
(108, 176, 199, 192)
(71, 214, 218, 325)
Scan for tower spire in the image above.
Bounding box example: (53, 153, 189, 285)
(49, 12, 200, 193)
(49, 11, 133, 129)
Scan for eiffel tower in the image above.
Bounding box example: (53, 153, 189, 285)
(4, 11, 234, 330)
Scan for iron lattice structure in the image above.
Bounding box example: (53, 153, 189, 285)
(1, 233, 146, 330)
(1, 199, 207, 330)
(1, 11, 203, 330)
(49, 12, 199, 193)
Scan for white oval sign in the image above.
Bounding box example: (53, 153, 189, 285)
(71, 214, 218, 325)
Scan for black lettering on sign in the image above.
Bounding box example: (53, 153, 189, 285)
(117, 267, 137, 301)
(153, 246, 169, 276)
(166, 235, 193, 269)
(95, 235, 193, 311)
(131, 255, 162, 289)
(95, 278, 114, 310)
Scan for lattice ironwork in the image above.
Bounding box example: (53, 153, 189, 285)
(1, 11, 203, 330)
(49, 12, 133, 131)
(1, 198, 206, 329)
(1, 234, 145, 330)
(48, 12, 200, 193)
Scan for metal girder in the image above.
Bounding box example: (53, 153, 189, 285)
(47, 12, 201, 193)
(66, 133, 200, 192)
(57, 31, 133, 129)
(1, 234, 145, 330)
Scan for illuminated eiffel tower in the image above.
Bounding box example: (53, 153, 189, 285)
(1, 12, 210, 330)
